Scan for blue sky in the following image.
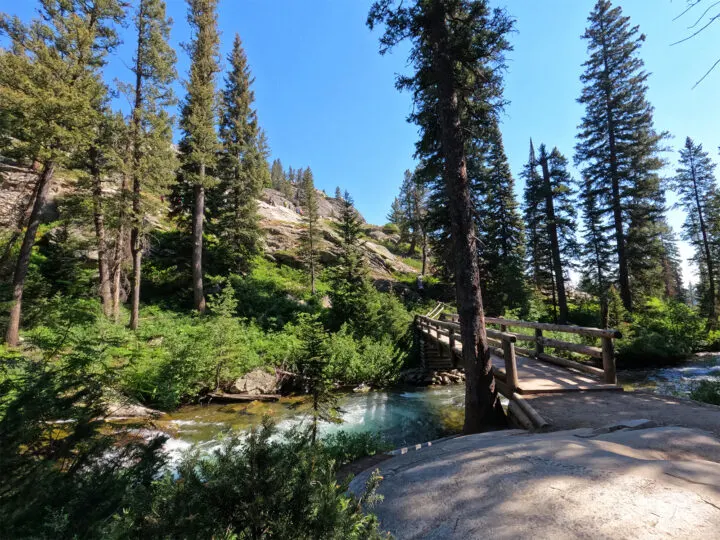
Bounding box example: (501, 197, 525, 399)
(4, 1, 720, 283)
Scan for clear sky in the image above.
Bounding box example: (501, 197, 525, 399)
(4, 1, 720, 283)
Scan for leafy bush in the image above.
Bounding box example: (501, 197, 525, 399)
(617, 298, 706, 366)
(321, 430, 392, 468)
(324, 327, 403, 386)
(690, 380, 720, 406)
(111, 423, 388, 539)
(382, 223, 399, 235)
(0, 343, 165, 539)
(0, 352, 387, 539)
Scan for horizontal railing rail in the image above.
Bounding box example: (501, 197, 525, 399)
(439, 313, 620, 384)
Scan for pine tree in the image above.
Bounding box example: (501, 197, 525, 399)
(125, 0, 177, 330)
(83, 109, 128, 318)
(474, 126, 527, 315)
(671, 137, 720, 321)
(369, 0, 513, 431)
(270, 158, 284, 190)
(299, 168, 320, 294)
(214, 34, 268, 274)
(523, 143, 577, 323)
(0, 0, 125, 346)
(329, 192, 371, 332)
(575, 0, 668, 313)
(578, 173, 615, 326)
(175, 0, 220, 313)
(334, 186, 342, 199)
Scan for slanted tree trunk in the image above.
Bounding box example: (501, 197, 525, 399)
(539, 154, 569, 324)
(429, 4, 505, 433)
(0, 174, 40, 269)
(90, 160, 113, 317)
(6, 161, 55, 346)
(689, 152, 717, 323)
(193, 167, 206, 313)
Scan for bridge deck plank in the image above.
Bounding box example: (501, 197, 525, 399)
(422, 327, 622, 394)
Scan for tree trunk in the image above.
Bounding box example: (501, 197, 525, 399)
(129, 21, 145, 330)
(539, 154, 568, 324)
(421, 231, 428, 276)
(6, 161, 55, 346)
(193, 171, 206, 313)
(689, 153, 717, 323)
(91, 161, 113, 317)
(111, 173, 129, 323)
(600, 22, 632, 312)
(429, 3, 506, 433)
(0, 173, 40, 270)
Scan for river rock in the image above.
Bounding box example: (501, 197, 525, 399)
(230, 369, 277, 395)
(353, 383, 372, 393)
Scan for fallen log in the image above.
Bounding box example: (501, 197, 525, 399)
(206, 392, 281, 403)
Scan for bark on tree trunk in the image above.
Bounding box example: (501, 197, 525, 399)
(689, 154, 717, 324)
(111, 173, 129, 323)
(193, 169, 206, 313)
(91, 163, 113, 317)
(539, 154, 568, 324)
(421, 231, 428, 276)
(429, 3, 506, 433)
(600, 23, 632, 313)
(6, 161, 55, 346)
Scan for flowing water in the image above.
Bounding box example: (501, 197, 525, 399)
(146, 354, 720, 460)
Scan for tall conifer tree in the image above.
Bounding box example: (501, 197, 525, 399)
(575, 0, 667, 312)
(175, 0, 220, 313)
(369, 0, 513, 431)
(523, 143, 577, 323)
(126, 0, 177, 329)
(214, 34, 269, 274)
(474, 126, 527, 315)
(0, 0, 125, 345)
(672, 137, 720, 322)
(299, 168, 320, 294)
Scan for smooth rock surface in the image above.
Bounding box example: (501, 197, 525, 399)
(349, 423, 720, 539)
(230, 369, 277, 395)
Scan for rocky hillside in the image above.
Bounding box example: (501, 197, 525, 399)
(0, 163, 418, 278)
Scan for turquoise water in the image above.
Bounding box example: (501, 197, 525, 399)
(146, 354, 720, 460)
(150, 385, 467, 460)
(618, 353, 720, 397)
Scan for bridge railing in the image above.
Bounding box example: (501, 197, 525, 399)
(441, 314, 621, 385)
(416, 315, 521, 395)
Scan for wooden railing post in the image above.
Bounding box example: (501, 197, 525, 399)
(534, 328, 544, 358)
(601, 336, 617, 384)
(502, 338, 519, 393)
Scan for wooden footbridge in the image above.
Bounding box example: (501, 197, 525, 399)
(416, 305, 623, 430)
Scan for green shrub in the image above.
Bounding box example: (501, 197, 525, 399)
(382, 223, 399, 235)
(112, 423, 387, 539)
(321, 430, 392, 468)
(0, 353, 386, 539)
(690, 380, 720, 406)
(617, 298, 706, 366)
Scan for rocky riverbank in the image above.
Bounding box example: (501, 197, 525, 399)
(398, 367, 466, 386)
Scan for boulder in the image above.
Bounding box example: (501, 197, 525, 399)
(230, 369, 277, 395)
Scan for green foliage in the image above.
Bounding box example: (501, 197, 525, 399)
(690, 380, 720, 406)
(325, 326, 404, 386)
(112, 423, 387, 539)
(321, 430, 393, 469)
(575, 0, 669, 311)
(211, 33, 268, 273)
(617, 298, 706, 365)
(0, 354, 386, 538)
(0, 319, 165, 539)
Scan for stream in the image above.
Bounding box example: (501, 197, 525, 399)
(146, 354, 720, 460)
